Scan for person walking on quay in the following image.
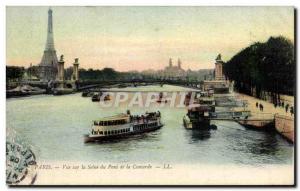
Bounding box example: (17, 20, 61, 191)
(290, 107, 294, 116)
(285, 104, 289, 113)
(259, 103, 264, 111)
(256, 102, 258, 108)
(274, 102, 277, 108)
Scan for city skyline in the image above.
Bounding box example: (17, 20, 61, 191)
(7, 6, 294, 71)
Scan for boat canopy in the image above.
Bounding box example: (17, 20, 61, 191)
(94, 114, 129, 122)
(93, 111, 160, 127)
(188, 104, 213, 112)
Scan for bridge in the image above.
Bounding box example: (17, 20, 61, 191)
(21, 79, 204, 93)
(77, 79, 204, 91)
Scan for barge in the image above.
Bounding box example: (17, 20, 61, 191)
(6, 85, 46, 98)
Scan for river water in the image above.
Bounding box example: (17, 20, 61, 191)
(6, 85, 294, 166)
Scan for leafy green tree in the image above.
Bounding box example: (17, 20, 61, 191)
(6, 66, 25, 82)
(26, 65, 40, 78)
(224, 36, 294, 102)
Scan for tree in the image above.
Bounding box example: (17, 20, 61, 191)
(78, 67, 119, 81)
(6, 66, 25, 82)
(224, 36, 295, 102)
(64, 67, 73, 80)
(26, 65, 40, 78)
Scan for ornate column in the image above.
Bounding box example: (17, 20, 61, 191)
(57, 55, 65, 81)
(72, 58, 79, 81)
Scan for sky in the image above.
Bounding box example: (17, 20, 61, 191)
(6, 6, 294, 71)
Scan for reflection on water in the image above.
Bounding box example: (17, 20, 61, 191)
(188, 129, 212, 142)
(244, 131, 280, 155)
(6, 85, 294, 165)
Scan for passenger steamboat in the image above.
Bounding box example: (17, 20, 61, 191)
(183, 104, 215, 129)
(84, 110, 163, 143)
(183, 93, 216, 129)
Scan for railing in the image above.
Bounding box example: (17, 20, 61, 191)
(250, 112, 275, 120)
(211, 111, 274, 120)
(274, 114, 294, 121)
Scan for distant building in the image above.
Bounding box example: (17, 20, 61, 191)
(160, 58, 186, 79)
(39, 8, 58, 82)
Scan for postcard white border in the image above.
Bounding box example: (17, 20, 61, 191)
(1, 0, 299, 190)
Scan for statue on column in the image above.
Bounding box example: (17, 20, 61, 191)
(60, 55, 64, 62)
(216, 54, 222, 62)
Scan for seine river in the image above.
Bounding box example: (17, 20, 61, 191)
(6, 85, 294, 165)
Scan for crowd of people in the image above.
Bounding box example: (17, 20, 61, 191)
(129, 111, 161, 123)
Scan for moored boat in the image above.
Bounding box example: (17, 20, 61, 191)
(6, 85, 46, 98)
(230, 108, 274, 131)
(53, 88, 74, 95)
(91, 92, 102, 102)
(84, 110, 163, 143)
(103, 94, 111, 101)
(236, 118, 274, 131)
(91, 92, 110, 102)
(183, 104, 215, 129)
(183, 92, 216, 129)
(82, 90, 94, 97)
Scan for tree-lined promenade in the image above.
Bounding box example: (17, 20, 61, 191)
(224, 36, 295, 104)
(224, 36, 295, 143)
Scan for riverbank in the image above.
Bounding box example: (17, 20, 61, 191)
(235, 92, 294, 117)
(235, 92, 294, 142)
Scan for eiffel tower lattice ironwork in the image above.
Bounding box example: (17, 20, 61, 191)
(39, 8, 58, 81)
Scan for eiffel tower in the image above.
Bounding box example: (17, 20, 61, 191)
(39, 8, 58, 81)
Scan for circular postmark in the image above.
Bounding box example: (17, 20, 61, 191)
(6, 141, 37, 184)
